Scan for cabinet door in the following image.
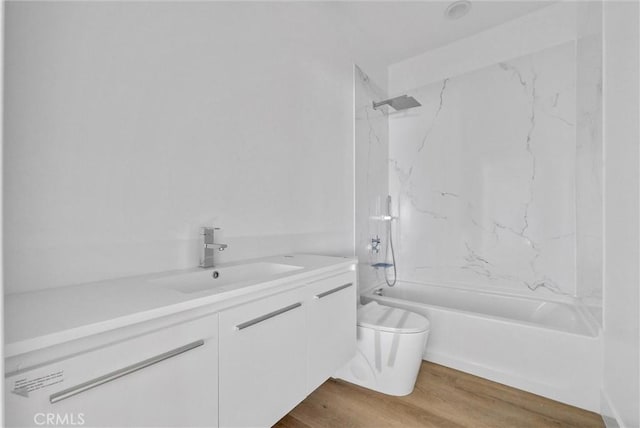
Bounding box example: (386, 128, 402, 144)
(5, 314, 219, 428)
(218, 288, 306, 428)
(306, 271, 357, 392)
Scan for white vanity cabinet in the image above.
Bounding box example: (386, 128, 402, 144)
(5, 314, 219, 428)
(218, 269, 357, 427)
(305, 271, 357, 392)
(218, 287, 307, 428)
(5, 256, 357, 428)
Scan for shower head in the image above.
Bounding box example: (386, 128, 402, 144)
(373, 95, 421, 111)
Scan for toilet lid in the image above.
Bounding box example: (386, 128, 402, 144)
(357, 301, 430, 333)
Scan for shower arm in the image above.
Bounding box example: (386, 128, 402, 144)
(372, 99, 392, 109)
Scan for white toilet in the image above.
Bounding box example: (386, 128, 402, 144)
(335, 301, 430, 396)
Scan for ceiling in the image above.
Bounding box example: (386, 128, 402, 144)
(327, 1, 556, 83)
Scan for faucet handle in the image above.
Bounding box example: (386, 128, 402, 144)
(201, 227, 221, 244)
(200, 226, 220, 233)
(201, 227, 212, 244)
(371, 235, 382, 254)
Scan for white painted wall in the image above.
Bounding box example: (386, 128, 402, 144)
(4, 2, 360, 293)
(1, 0, 5, 425)
(602, 2, 640, 427)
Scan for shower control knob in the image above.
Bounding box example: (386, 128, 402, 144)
(371, 236, 382, 254)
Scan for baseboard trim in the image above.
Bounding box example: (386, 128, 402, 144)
(601, 389, 625, 428)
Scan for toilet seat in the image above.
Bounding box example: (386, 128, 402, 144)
(357, 301, 430, 334)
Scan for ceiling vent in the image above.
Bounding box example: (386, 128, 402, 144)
(444, 0, 472, 20)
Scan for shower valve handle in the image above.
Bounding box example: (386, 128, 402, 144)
(371, 236, 382, 254)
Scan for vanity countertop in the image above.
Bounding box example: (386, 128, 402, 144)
(4, 254, 356, 358)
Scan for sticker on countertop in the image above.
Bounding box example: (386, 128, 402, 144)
(12, 370, 64, 398)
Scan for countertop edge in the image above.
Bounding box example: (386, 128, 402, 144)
(5, 257, 357, 359)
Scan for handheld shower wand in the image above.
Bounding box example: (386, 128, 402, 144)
(385, 195, 397, 287)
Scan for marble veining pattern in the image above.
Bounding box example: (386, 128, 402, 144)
(354, 65, 389, 289)
(388, 42, 591, 297)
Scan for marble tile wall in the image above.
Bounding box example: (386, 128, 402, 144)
(388, 41, 602, 300)
(354, 66, 389, 291)
(576, 33, 603, 317)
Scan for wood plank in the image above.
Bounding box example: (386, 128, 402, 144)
(274, 361, 604, 428)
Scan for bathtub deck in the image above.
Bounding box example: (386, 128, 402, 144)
(275, 361, 604, 428)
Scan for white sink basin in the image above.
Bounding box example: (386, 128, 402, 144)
(151, 262, 304, 294)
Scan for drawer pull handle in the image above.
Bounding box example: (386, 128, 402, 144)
(49, 340, 204, 404)
(236, 302, 302, 330)
(315, 282, 353, 299)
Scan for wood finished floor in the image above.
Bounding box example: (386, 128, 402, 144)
(274, 362, 604, 428)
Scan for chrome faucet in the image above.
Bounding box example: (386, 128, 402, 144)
(200, 227, 228, 268)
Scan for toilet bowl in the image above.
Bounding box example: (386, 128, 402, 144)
(334, 301, 430, 396)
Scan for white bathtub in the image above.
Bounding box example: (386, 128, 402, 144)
(363, 281, 602, 412)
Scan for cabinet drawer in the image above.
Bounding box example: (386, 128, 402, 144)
(306, 271, 357, 392)
(218, 288, 306, 428)
(5, 314, 219, 428)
